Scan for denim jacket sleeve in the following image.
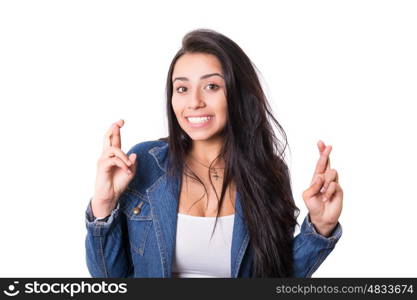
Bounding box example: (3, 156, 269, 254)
(85, 198, 134, 277)
(292, 214, 342, 277)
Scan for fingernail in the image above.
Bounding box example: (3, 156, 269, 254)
(320, 187, 326, 193)
(127, 169, 132, 174)
(130, 154, 136, 163)
(322, 197, 327, 202)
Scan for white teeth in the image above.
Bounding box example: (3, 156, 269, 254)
(187, 116, 212, 123)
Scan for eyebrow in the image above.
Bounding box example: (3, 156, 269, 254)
(172, 73, 224, 83)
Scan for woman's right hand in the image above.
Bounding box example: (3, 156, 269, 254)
(91, 119, 137, 218)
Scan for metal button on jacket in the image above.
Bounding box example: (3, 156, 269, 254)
(132, 201, 144, 214)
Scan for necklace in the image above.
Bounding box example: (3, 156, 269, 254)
(189, 155, 225, 181)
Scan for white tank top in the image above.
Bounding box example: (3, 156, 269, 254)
(172, 213, 235, 278)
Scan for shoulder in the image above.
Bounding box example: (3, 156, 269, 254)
(124, 138, 169, 195)
(126, 138, 168, 157)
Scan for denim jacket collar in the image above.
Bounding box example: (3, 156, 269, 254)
(146, 143, 250, 278)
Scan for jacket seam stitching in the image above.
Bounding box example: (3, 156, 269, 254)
(234, 233, 249, 277)
(126, 187, 147, 200)
(305, 249, 328, 277)
(147, 173, 166, 193)
(98, 235, 108, 277)
(147, 181, 168, 277)
(153, 213, 167, 277)
(131, 221, 152, 256)
(148, 146, 166, 172)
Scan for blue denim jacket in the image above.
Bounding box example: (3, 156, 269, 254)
(85, 140, 342, 278)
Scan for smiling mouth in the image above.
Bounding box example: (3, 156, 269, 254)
(184, 115, 214, 128)
(186, 116, 214, 124)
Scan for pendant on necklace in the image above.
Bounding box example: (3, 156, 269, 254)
(211, 168, 220, 180)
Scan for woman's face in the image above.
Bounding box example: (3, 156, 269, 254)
(171, 52, 227, 142)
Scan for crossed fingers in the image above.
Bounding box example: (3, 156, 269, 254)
(312, 140, 340, 201)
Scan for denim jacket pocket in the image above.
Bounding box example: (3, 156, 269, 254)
(120, 190, 153, 256)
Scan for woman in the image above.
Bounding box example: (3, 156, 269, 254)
(85, 29, 343, 278)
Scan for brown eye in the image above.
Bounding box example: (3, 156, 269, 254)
(206, 83, 219, 90)
(176, 86, 187, 93)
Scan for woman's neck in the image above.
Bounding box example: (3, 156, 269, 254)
(188, 137, 225, 169)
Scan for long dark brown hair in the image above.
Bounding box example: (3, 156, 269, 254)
(163, 28, 299, 277)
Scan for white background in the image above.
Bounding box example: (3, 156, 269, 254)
(0, 0, 416, 277)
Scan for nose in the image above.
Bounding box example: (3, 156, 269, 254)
(187, 88, 206, 109)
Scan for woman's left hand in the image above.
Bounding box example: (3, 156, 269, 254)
(302, 140, 343, 237)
